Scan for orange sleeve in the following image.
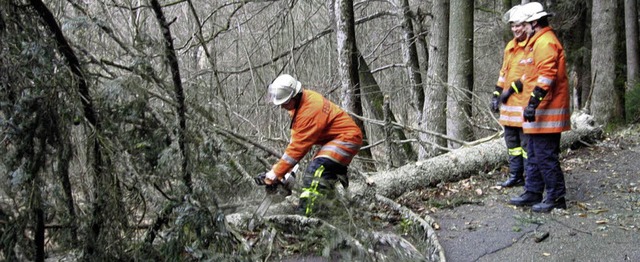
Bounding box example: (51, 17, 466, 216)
(271, 94, 328, 178)
(496, 46, 510, 88)
(497, 40, 517, 88)
(532, 36, 561, 92)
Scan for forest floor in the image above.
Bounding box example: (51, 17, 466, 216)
(398, 124, 640, 262)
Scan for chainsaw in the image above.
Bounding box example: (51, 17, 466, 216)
(248, 165, 299, 231)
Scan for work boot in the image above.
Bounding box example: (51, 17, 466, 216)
(532, 197, 567, 213)
(509, 191, 542, 206)
(497, 173, 524, 187)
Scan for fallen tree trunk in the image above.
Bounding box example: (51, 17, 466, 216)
(349, 112, 603, 199)
(223, 112, 600, 261)
(232, 113, 601, 217)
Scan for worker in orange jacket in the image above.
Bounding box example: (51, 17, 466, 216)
(492, 4, 531, 187)
(257, 74, 362, 216)
(508, 2, 571, 212)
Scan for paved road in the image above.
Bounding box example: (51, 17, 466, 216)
(432, 140, 640, 261)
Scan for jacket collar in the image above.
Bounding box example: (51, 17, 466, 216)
(528, 26, 553, 44)
(507, 36, 529, 51)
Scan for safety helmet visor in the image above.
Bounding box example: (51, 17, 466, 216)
(267, 74, 302, 105)
(268, 84, 295, 105)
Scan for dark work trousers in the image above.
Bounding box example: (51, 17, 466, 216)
(504, 126, 529, 178)
(524, 133, 566, 201)
(298, 157, 348, 216)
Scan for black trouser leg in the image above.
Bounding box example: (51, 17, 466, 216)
(298, 157, 347, 216)
(499, 126, 526, 187)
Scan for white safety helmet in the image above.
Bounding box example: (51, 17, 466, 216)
(268, 74, 302, 105)
(504, 5, 527, 24)
(521, 2, 551, 22)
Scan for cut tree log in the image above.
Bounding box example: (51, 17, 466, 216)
(348, 112, 603, 199)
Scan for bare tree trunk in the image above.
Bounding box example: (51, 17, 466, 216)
(419, 0, 449, 159)
(357, 51, 416, 166)
(331, 0, 375, 171)
(150, 0, 192, 193)
(591, 0, 623, 125)
(574, 3, 591, 111)
(334, 0, 357, 111)
(625, 0, 639, 122)
(446, 0, 473, 148)
(398, 0, 424, 119)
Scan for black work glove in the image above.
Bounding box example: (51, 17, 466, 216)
(254, 172, 268, 186)
(491, 86, 502, 113)
(523, 104, 536, 122)
(254, 172, 279, 194)
(500, 80, 523, 103)
(255, 169, 298, 196)
(523, 86, 548, 122)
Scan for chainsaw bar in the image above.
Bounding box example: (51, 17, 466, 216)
(248, 195, 272, 231)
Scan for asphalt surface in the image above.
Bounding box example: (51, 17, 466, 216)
(432, 136, 640, 262)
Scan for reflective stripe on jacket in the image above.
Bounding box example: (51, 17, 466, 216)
(521, 27, 571, 134)
(497, 38, 529, 127)
(272, 90, 363, 178)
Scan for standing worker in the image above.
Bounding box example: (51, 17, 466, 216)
(507, 2, 571, 212)
(256, 74, 362, 216)
(492, 4, 531, 187)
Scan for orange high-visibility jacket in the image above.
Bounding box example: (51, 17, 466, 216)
(521, 27, 571, 134)
(272, 89, 363, 178)
(497, 38, 529, 127)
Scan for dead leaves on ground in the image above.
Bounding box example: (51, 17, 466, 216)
(397, 176, 494, 214)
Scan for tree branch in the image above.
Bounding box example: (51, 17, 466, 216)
(150, 0, 192, 193)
